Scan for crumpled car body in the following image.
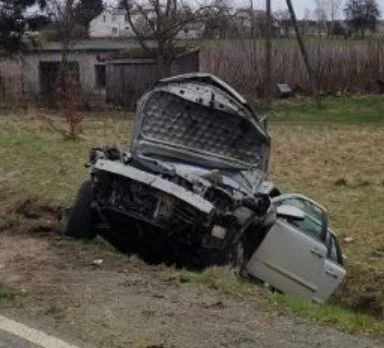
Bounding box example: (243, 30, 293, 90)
(87, 73, 273, 267)
(67, 73, 345, 302)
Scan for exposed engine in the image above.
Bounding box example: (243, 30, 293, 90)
(89, 146, 271, 265)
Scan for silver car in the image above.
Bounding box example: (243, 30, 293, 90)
(66, 73, 345, 302)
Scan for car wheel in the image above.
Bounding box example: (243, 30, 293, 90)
(66, 180, 97, 240)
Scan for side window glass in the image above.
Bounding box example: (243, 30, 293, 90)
(282, 198, 323, 223)
(288, 215, 323, 241)
(275, 197, 324, 241)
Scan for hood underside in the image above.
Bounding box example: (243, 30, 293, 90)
(131, 73, 270, 170)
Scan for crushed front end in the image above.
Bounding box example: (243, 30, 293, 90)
(89, 73, 272, 267)
(90, 147, 270, 266)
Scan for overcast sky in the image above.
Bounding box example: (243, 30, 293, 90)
(265, 0, 383, 18)
(107, 0, 383, 19)
(28, 0, 383, 20)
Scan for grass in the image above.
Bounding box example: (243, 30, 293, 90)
(272, 293, 384, 336)
(178, 267, 265, 300)
(0, 109, 133, 205)
(268, 95, 384, 124)
(0, 95, 383, 336)
(0, 283, 20, 306)
(175, 266, 384, 337)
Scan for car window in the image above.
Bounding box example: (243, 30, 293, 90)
(287, 215, 323, 241)
(281, 198, 323, 223)
(275, 197, 325, 241)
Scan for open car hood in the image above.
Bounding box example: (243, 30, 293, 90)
(131, 73, 270, 170)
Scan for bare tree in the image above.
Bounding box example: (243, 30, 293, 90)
(302, 8, 312, 36)
(326, 0, 342, 36)
(274, 9, 291, 37)
(44, 0, 84, 138)
(344, 0, 381, 38)
(313, 0, 328, 36)
(314, 0, 342, 37)
(119, 0, 214, 78)
(202, 0, 232, 39)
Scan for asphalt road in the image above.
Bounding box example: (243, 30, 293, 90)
(0, 329, 40, 348)
(0, 314, 81, 348)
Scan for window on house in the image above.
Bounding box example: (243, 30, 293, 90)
(95, 65, 106, 88)
(112, 27, 118, 34)
(103, 15, 106, 22)
(112, 14, 116, 21)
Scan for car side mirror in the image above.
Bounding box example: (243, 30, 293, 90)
(276, 205, 305, 221)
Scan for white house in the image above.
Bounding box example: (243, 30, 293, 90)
(90, 8, 204, 39)
(177, 21, 205, 39)
(89, 9, 135, 38)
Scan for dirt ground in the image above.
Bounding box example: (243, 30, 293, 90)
(0, 203, 383, 348)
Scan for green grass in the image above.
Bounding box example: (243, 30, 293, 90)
(177, 266, 384, 337)
(0, 112, 133, 205)
(178, 267, 265, 300)
(272, 293, 384, 336)
(268, 95, 384, 124)
(0, 283, 20, 306)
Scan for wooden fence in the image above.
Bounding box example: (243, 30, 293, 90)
(0, 60, 24, 107)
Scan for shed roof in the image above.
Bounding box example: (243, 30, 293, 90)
(26, 39, 156, 53)
(102, 46, 199, 62)
(25, 40, 197, 57)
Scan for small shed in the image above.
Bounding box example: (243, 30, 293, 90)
(23, 40, 142, 107)
(105, 47, 199, 109)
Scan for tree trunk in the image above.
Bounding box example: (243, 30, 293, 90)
(157, 54, 172, 78)
(156, 37, 173, 79)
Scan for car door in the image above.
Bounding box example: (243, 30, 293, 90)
(246, 194, 328, 301)
(316, 234, 346, 302)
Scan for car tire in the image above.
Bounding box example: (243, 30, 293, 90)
(66, 180, 97, 240)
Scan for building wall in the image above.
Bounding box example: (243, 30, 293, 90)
(0, 60, 24, 106)
(22, 51, 108, 96)
(177, 23, 205, 39)
(89, 10, 134, 38)
(106, 52, 199, 108)
(170, 51, 199, 76)
(106, 61, 158, 108)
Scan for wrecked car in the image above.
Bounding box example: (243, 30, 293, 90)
(66, 73, 345, 302)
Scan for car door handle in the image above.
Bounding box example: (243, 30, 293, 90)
(310, 248, 324, 259)
(326, 270, 339, 279)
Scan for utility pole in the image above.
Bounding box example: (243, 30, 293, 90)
(286, 0, 320, 106)
(250, 0, 256, 86)
(265, 0, 272, 105)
